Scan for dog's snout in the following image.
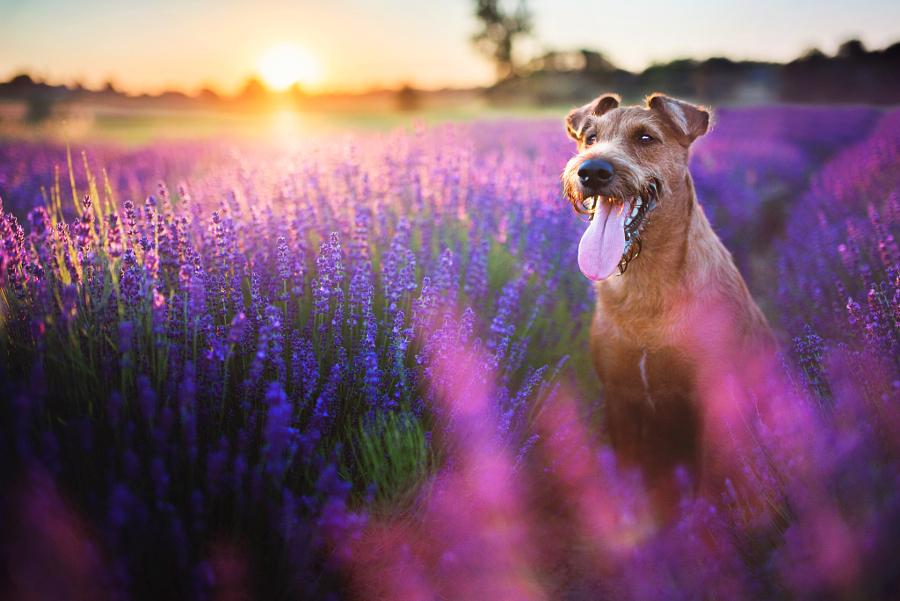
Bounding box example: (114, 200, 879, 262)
(577, 159, 615, 190)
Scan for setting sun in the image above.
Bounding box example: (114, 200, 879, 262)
(257, 43, 322, 91)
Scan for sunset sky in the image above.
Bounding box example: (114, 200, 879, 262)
(1, 0, 897, 94)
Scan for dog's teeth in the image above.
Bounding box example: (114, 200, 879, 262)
(630, 207, 639, 218)
(636, 197, 643, 207)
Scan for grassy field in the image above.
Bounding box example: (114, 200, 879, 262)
(0, 100, 572, 144)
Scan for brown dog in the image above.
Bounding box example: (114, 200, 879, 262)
(561, 93, 774, 515)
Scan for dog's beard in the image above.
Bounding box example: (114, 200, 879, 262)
(619, 181, 659, 273)
(573, 181, 659, 279)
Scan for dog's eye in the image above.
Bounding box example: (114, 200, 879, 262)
(585, 134, 598, 146)
(637, 133, 655, 144)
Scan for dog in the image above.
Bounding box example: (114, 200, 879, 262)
(561, 93, 775, 516)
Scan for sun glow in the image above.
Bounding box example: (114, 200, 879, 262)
(257, 43, 322, 91)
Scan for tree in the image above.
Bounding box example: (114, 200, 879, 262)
(395, 84, 421, 112)
(471, 0, 532, 81)
(836, 39, 866, 59)
(237, 77, 268, 102)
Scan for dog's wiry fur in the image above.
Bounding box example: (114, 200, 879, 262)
(562, 93, 775, 517)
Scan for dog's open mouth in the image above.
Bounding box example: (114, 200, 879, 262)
(576, 182, 659, 281)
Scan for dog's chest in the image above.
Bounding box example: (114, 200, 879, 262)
(590, 321, 696, 404)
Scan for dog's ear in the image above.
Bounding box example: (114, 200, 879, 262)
(565, 93, 620, 140)
(646, 94, 710, 145)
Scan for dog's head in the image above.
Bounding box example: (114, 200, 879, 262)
(561, 93, 709, 280)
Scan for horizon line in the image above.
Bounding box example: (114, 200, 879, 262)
(3, 36, 895, 99)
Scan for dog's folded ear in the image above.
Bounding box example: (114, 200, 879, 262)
(647, 94, 710, 145)
(565, 93, 620, 140)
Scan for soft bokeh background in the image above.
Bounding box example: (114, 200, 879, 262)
(1, 0, 898, 142)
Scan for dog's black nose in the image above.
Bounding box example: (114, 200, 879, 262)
(578, 159, 615, 189)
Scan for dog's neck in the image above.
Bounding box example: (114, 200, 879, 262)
(595, 172, 728, 323)
(594, 168, 774, 356)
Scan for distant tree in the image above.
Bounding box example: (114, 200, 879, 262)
(395, 84, 421, 112)
(70, 81, 87, 100)
(287, 83, 307, 105)
(197, 87, 220, 103)
(25, 92, 55, 123)
(580, 50, 616, 74)
(25, 98, 53, 123)
(799, 47, 827, 61)
(884, 41, 900, 60)
(9, 73, 35, 89)
(471, 0, 532, 81)
(521, 49, 616, 75)
(2, 73, 56, 122)
(237, 77, 268, 103)
(837, 39, 866, 59)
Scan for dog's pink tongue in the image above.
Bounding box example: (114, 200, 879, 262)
(578, 200, 627, 281)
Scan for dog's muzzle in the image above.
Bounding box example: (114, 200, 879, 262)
(575, 180, 659, 279)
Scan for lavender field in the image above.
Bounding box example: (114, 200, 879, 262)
(1, 106, 898, 600)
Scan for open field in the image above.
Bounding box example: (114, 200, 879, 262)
(0, 99, 571, 145)
(1, 106, 898, 599)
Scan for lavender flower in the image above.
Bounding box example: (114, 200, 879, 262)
(263, 381, 298, 480)
(1, 108, 897, 599)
